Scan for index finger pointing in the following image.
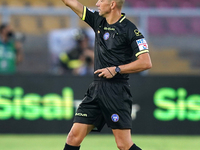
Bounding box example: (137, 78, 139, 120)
(94, 69, 102, 74)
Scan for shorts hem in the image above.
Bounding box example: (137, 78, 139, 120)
(73, 119, 104, 132)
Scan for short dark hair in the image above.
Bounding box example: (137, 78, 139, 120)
(0, 23, 8, 33)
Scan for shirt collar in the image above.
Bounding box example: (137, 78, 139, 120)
(119, 13, 126, 23)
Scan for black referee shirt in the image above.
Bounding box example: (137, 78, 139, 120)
(82, 6, 149, 80)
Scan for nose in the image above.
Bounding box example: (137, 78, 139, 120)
(96, 0, 100, 7)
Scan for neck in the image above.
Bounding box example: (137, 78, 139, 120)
(105, 10, 122, 25)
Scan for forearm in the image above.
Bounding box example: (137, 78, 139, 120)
(62, 0, 76, 6)
(15, 42, 23, 64)
(119, 63, 148, 74)
(119, 60, 150, 74)
(94, 53, 152, 78)
(62, 0, 83, 18)
(16, 50, 23, 64)
(119, 53, 152, 74)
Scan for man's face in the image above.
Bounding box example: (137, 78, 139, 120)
(2, 25, 13, 38)
(96, 0, 112, 17)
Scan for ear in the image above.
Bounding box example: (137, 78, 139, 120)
(110, 1, 116, 10)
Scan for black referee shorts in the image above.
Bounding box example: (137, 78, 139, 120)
(74, 79, 133, 132)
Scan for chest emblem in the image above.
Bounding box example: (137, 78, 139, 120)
(103, 32, 110, 40)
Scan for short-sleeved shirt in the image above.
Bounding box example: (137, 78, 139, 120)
(81, 6, 149, 80)
(0, 38, 16, 74)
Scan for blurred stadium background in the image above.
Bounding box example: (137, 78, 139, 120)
(0, 0, 200, 75)
(0, 0, 200, 150)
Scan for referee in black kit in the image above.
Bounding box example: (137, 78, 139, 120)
(62, 0, 152, 150)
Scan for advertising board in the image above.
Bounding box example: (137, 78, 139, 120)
(0, 75, 200, 134)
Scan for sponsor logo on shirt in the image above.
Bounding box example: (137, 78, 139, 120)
(136, 38, 148, 51)
(134, 29, 142, 36)
(75, 113, 87, 117)
(104, 27, 115, 31)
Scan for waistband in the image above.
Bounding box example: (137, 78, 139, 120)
(94, 77, 128, 83)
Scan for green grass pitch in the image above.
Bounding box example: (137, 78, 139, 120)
(0, 134, 200, 150)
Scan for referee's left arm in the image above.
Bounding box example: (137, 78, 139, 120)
(118, 52, 152, 74)
(94, 52, 152, 78)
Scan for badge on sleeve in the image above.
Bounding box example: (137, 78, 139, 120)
(136, 38, 148, 51)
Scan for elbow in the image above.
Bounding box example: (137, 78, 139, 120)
(62, 0, 70, 6)
(143, 61, 152, 70)
(137, 53, 152, 71)
(147, 61, 152, 69)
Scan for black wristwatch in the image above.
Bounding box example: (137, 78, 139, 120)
(115, 66, 121, 74)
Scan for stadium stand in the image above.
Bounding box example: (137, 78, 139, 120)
(148, 17, 166, 35)
(10, 15, 41, 34)
(2, 0, 200, 8)
(190, 17, 200, 34)
(42, 16, 65, 32)
(148, 17, 194, 36)
(130, 0, 149, 8)
(127, 0, 200, 36)
(167, 17, 189, 35)
(1, 0, 22, 7)
(1, 0, 49, 7)
(9, 15, 71, 34)
(154, 1, 173, 8)
(1, 0, 199, 36)
(29, 0, 64, 7)
(126, 0, 200, 8)
(149, 48, 195, 75)
(1, 0, 199, 75)
(178, 0, 196, 8)
(179, 50, 200, 71)
(0, 0, 96, 7)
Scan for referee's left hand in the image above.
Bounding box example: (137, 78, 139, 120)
(94, 67, 116, 79)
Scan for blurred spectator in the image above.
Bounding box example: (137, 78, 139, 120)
(73, 48, 94, 76)
(0, 23, 24, 74)
(48, 28, 95, 75)
(58, 28, 94, 75)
